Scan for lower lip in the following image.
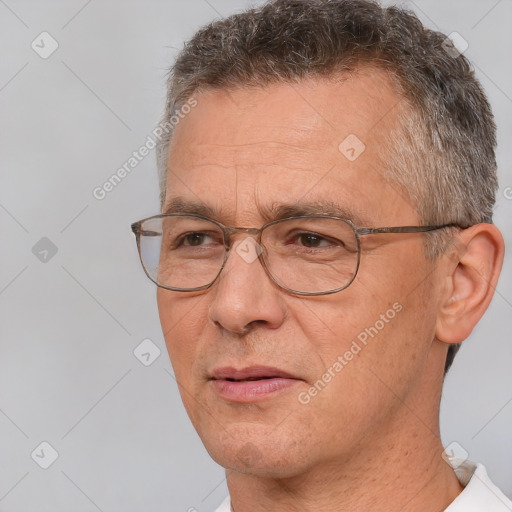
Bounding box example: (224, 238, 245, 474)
(211, 378, 299, 402)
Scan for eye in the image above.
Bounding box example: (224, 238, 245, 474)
(296, 233, 333, 248)
(184, 233, 208, 246)
(175, 231, 220, 248)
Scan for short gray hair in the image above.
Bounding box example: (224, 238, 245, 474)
(156, 0, 498, 373)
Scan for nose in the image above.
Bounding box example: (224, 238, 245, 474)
(208, 237, 287, 334)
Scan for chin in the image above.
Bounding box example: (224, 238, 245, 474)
(202, 432, 315, 478)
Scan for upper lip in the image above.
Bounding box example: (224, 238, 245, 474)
(210, 366, 300, 381)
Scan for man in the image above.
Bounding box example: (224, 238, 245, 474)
(131, 0, 510, 510)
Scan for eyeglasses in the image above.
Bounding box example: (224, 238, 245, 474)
(131, 213, 460, 296)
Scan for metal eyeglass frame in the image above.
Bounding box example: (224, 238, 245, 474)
(131, 213, 462, 296)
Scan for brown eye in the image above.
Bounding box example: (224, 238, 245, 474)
(183, 233, 208, 246)
(298, 233, 329, 248)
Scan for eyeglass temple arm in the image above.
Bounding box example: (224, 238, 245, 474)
(356, 223, 461, 236)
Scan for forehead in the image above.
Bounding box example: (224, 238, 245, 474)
(165, 68, 417, 225)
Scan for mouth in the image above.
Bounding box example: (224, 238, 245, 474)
(209, 366, 302, 402)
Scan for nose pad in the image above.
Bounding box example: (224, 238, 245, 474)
(218, 236, 265, 280)
(233, 237, 263, 265)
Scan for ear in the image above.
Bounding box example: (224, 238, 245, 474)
(436, 223, 505, 344)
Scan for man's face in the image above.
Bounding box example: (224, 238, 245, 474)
(157, 69, 445, 477)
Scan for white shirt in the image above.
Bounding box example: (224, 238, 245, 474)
(214, 459, 512, 511)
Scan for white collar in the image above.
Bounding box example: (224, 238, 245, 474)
(444, 458, 512, 511)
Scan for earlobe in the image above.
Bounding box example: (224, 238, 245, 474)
(436, 223, 504, 345)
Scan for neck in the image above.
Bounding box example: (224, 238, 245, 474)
(226, 402, 463, 511)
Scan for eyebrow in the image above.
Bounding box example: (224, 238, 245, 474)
(163, 196, 218, 218)
(263, 201, 369, 226)
(162, 196, 370, 226)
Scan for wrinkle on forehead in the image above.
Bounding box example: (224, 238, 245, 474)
(178, 141, 330, 170)
(168, 72, 402, 178)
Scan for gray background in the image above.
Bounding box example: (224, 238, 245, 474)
(0, 0, 510, 510)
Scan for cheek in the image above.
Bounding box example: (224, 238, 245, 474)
(345, 260, 439, 399)
(289, 289, 391, 360)
(290, 252, 437, 403)
(157, 291, 207, 375)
